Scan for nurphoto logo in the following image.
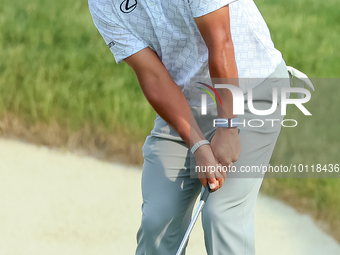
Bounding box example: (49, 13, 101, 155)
(198, 83, 312, 128)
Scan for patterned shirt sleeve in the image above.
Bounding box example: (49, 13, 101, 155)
(89, 1, 149, 64)
(189, 0, 239, 18)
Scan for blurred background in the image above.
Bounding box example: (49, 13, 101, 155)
(0, 0, 339, 250)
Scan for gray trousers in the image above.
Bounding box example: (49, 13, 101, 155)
(136, 60, 290, 255)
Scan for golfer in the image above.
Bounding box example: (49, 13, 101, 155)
(89, 0, 291, 254)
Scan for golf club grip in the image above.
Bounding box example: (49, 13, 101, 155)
(200, 185, 211, 202)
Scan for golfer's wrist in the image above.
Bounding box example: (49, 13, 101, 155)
(216, 126, 239, 134)
(215, 117, 241, 134)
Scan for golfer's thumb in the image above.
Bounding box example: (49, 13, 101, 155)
(208, 178, 219, 190)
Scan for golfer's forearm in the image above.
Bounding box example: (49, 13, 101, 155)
(195, 5, 238, 119)
(209, 44, 238, 119)
(124, 48, 205, 147)
(139, 74, 205, 147)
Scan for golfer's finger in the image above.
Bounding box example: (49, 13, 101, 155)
(220, 162, 233, 174)
(217, 163, 227, 187)
(215, 173, 225, 187)
(217, 178, 225, 188)
(215, 170, 224, 179)
(216, 164, 227, 179)
(207, 177, 219, 192)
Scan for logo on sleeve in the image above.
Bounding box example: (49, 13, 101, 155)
(120, 0, 137, 13)
(108, 41, 116, 48)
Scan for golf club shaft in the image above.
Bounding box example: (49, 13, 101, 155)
(176, 201, 205, 255)
(176, 186, 211, 255)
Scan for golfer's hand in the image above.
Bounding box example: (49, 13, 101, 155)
(194, 144, 226, 192)
(211, 127, 241, 170)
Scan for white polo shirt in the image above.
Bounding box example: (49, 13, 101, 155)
(89, 0, 283, 99)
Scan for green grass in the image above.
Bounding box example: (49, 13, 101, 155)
(258, 0, 340, 77)
(0, 0, 155, 138)
(0, 0, 340, 240)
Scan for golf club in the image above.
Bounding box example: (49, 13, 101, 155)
(176, 185, 212, 255)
